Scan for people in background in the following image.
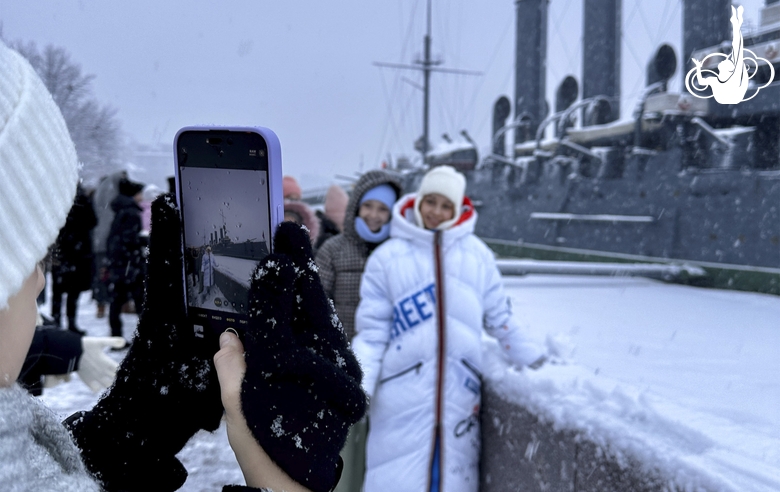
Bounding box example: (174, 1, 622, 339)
(200, 245, 219, 300)
(315, 184, 349, 250)
(353, 165, 546, 492)
(91, 171, 127, 319)
(50, 184, 98, 334)
(283, 175, 303, 201)
(284, 200, 320, 249)
(106, 178, 145, 346)
(315, 170, 402, 492)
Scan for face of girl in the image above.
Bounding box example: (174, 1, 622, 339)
(358, 199, 391, 232)
(419, 193, 455, 230)
(0, 265, 45, 387)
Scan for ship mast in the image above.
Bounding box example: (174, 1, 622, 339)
(374, 0, 481, 165)
(421, 0, 433, 160)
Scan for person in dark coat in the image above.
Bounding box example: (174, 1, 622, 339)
(91, 171, 127, 318)
(51, 184, 98, 334)
(106, 178, 146, 343)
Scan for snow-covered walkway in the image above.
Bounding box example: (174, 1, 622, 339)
(37, 273, 780, 490)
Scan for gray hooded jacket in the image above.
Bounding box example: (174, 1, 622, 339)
(315, 170, 402, 339)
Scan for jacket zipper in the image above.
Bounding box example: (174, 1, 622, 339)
(427, 230, 446, 492)
(378, 362, 423, 384)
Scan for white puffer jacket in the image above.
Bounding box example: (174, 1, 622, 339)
(353, 193, 543, 492)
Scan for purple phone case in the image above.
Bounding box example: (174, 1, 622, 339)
(173, 125, 283, 318)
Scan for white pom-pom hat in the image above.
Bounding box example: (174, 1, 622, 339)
(0, 41, 79, 309)
(413, 165, 467, 230)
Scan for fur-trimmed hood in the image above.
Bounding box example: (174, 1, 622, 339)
(343, 170, 402, 243)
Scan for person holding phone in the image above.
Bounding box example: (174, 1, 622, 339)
(352, 165, 546, 492)
(0, 40, 364, 492)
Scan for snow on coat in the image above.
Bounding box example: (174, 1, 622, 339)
(352, 193, 544, 492)
(201, 252, 218, 287)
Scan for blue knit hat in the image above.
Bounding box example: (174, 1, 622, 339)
(354, 184, 398, 243)
(359, 184, 397, 210)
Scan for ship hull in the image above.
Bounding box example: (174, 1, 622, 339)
(399, 148, 780, 294)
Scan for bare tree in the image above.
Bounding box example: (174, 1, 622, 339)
(10, 41, 124, 186)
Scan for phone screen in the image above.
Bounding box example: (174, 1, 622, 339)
(176, 130, 272, 337)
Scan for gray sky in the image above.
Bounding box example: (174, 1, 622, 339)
(180, 167, 270, 248)
(0, 1, 765, 189)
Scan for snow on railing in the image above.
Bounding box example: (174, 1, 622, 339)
(496, 258, 706, 280)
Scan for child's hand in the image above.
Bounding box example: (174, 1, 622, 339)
(214, 330, 312, 492)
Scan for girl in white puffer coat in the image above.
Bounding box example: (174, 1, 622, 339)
(353, 165, 546, 492)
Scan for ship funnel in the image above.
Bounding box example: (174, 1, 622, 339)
(646, 44, 677, 90)
(514, 0, 548, 146)
(682, 0, 730, 87)
(582, 0, 621, 125)
(584, 98, 613, 127)
(555, 76, 578, 112)
(492, 96, 511, 156)
(555, 76, 578, 136)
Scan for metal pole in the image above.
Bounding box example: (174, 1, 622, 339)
(422, 0, 432, 164)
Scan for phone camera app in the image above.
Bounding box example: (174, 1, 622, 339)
(180, 167, 271, 316)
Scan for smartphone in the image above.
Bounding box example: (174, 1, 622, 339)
(173, 126, 283, 339)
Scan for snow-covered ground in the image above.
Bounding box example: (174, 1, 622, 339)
(492, 275, 780, 492)
(214, 255, 258, 288)
(37, 273, 780, 491)
(189, 282, 237, 313)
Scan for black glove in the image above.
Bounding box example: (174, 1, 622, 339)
(240, 222, 367, 492)
(65, 194, 224, 491)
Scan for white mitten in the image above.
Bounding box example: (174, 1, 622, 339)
(78, 337, 126, 392)
(43, 374, 72, 388)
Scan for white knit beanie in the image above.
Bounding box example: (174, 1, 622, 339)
(0, 41, 79, 309)
(414, 165, 466, 230)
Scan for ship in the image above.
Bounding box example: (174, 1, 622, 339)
(391, 0, 780, 295)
